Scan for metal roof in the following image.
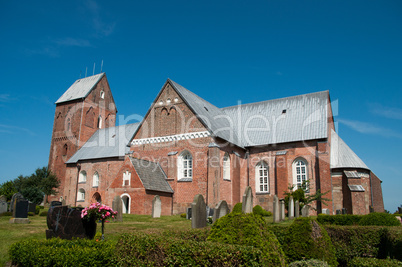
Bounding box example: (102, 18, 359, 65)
(56, 73, 105, 104)
(330, 129, 369, 170)
(348, 185, 365, 192)
(344, 170, 360, 178)
(221, 91, 329, 147)
(67, 123, 140, 163)
(131, 158, 174, 193)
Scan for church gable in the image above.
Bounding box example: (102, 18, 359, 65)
(109, 157, 144, 189)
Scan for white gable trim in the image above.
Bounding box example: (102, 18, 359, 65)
(131, 131, 210, 146)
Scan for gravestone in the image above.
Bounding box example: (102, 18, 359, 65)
(0, 199, 7, 214)
(9, 199, 30, 224)
(336, 209, 341, 215)
(61, 199, 66, 206)
(301, 205, 309, 217)
(50, 201, 62, 207)
(322, 208, 330, 215)
(112, 196, 123, 222)
(342, 208, 347, 215)
(186, 207, 192, 220)
(152, 195, 161, 218)
(279, 199, 285, 221)
(10, 192, 25, 213)
(213, 200, 230, 223)
(295, 200, 300, 218)
(242, 186, 253, 213)
(191, 194, 206, 229)
(273, 195, 280, 223)
(28, 202, 36, 214)
(0, 195, 6, 202)
(289, 196, 294, 219)
(46, 205, 96, 240)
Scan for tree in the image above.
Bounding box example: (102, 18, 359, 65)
(29, 167, 60, 203)
(20, 187, 44, 205)
(284, 181, 330, 213)
(0, 180, 18, 201)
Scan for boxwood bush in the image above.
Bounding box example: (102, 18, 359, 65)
(317, 214, 362, 225)
(232, 202, 242, 213)
(359, 212, 401, 226)
(282, 217, 337, 266)
(253, 205, 272, 216)
(289, 259, 330, 267)
(348, 257, 402, 267)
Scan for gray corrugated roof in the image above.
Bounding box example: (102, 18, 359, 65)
(56, 73, 104, 104)
(67, 123, 140, 163)
(169, 79, 242, 146)
(344, 170, 360, 178)
(221, 91, 329, 147)
(131, 158, 174, 193)
(330, 129, 369, 170)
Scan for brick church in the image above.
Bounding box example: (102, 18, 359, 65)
(48, 73, 384, 216)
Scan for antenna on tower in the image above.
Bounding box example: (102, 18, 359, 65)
(93, 63, 95, 76)
(100, 60, 103, 73)
(85, 67, 88, 77)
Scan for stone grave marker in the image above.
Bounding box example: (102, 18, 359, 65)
(10, 199, 30, 224)
(28, 202, 36, 214)
(322, 208, 330, 215)
(336, 209, 341, 215)
(242, 186, 253, 213)
(50, 201, 62, 207)
(302, 205, 309, 217)
(295, 200, 300, 218)
(273, 195, 280, 223)
(191, 194, 206, 229)
(186, 207, 192, 220)
(213, 200, 229, 223)
(0, 195, 6, 202)
(279, 199, 285, 221)
(152, 195, 161, 218)
(112, 196, 123, 222)
(342, 208, 347, 215)
(289, 196, 294, 219)
(0, 199, 7, 214)
(46, 206, 96, 240)
(10, 192, 24, 213)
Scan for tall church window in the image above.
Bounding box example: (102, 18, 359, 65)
(178, 151, 193, 180)
(98, 115, 102, 129)
(79, 171, 87, 183)
(123, 171, 131, 186)
(293, 158, 309, 191)
(62, 144, 68, 156)
(100, 90, 105, 99)
(77, 188, 85, 201)
(255, 161, 269, 193)
(223, 153, 231, 180)
(93, 172, 99, 187)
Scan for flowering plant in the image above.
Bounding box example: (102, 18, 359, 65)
(81, 202, 117, 221)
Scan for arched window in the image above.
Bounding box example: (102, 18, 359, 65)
(93, 172, 99, 187)
(293, 158, 309, 191)
(100, 90, 105, 99)
(223, 153, 231, 180)
(123, 171, 131, 186)
(79, 171, 87, 183)
(62, 144, 68, 156)
(98, 115, 102, 129)
(77, 188, 85, 201)
(67, 118, 71, 131)
(255, 161, 269, 193)
(178, 151, 193, 180)
(121, 193, 130, 214)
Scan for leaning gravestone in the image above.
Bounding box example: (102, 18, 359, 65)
(242, 186, 253, 213)
(273, 195, 280, 223)
(152, 195, 161, 218)
(279, 199, 285, 221)
(46, 206, 96, 240)
(191, 194, 206, 229)
(295, 200, 300, 218)
(302, 205, 309, 217)
(213, 200, 230, 223)
(112, 196, 123, 222)
(9, 199, 30, 224)
(10, 192, 25, 213)
(0, 199, 7, 214)
(289, 196, 294, 219)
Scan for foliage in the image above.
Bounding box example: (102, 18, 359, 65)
(359, 212, 401, 226)
(28, 212, 35, 216)
(81, 202, 117, 221)
(208, 212, 286, 266)
(20, 187, 44, 205)
(35, 205, 41, 214)
(283, 217, 337, 266)
(348, 257, 402, 267)
(180, 213, 186, 218)
(0, 211, 12, 216)
(232, 202, 242, 213)
(9, 238, 115, 266)
(39, 211, 48, 216)
(0, 180, 17, 201)
(289, 259, 330, 267)
(317, 214, 363, 225)
(162, 228, 210, 242)
(253, 205, 272, 216)
(114, 232, 270, 266)
(284, 183, 330, 212)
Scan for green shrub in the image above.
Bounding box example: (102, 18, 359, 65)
(35, 205, 41, 214)
(39, 205, 45, 209)
(253, 205, 272, 216)
(317, 214, 362, 225)
(27, 212, 35, 216)
(39, 211, 48, 216)
(114, 232, 270, 266)
(349, 257, 402, 267)
(9, 238, 116, 266)
(387, 227, 402, 261)
(162, 228, 210, 242)
(289, 259, 330, 267)
(268, 225, 288, 245)
(283, 217, 337, 266)
(359, 212, 401, 226)
(180, 213, 186, 218)
(0, 211, 12, 216)
(231, 202, 242, 213)
(208, 212, 286, 266)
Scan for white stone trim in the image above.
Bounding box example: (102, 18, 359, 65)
(131, 131, 211, 146)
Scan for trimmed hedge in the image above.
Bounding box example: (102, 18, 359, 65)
(232, 202, 242, 213)
(283, 217, 337, 266)
(359, 212, 401, 226)
(349, 257, 402, 267)
(317, 214, 362, 225)
(253, 205, 272, 216)
(114, 232, 272, 266)
(9, 238, 115, 266)
(162, 228, 210, 242)
(39, 211, 48, 216)
(208, 212, 286, 266)
(289, 259, 330, 267)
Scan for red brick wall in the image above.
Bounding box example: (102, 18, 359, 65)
(371, 172, 384, 212)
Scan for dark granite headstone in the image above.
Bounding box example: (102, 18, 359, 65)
(10, 193, 25, 213)
(50, 201, 62, 207)
(14, 200, 28, 218)
(28, 202, 36, 214)
(336, 209, 341, 215)
(186, 207, 192, 220)
(342, 208, 347, 215)
(46, 205, 96, 240)
(398, 207, 402, 214)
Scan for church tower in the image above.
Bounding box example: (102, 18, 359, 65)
(48, 73, 117, 202)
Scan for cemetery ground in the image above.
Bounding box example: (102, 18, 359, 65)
(0, 211, 293, 266)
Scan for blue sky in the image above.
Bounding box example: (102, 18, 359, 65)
(0, 0, 401, 212)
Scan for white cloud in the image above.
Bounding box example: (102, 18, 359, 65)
(369, 103, 402, 120)
(85, 0, 116, 37)
(0, 124, 35, 136)
(338, 118, 402, 139)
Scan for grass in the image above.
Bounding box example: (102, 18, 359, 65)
(0, 212, 294, 266)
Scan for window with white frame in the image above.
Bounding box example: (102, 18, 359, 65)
(100, 90, 105, 99)
(223, 153, 231, 180)
(93, 172, 99, 187)
(255, 161, 269, 193)
(293, 158, 308, 191)
(178, 151, 193, 180)
(123, 171, 131, 186)
(77, 188, 85, 201)
(79, 171, 87, 183)
(98, 115, 102, 129)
